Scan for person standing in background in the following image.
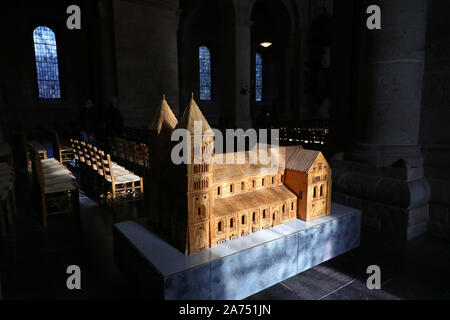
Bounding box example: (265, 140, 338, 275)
(79, 99, 95, 143)
(105, 96, 124, 138)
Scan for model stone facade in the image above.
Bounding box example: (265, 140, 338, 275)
(148, 96, 332, 255)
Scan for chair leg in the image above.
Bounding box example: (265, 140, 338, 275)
(10, 189, 17, 213)
(0, 202, 5, 237)
(73, 188, 80, 217)
(42, 193, 48, 227)
(6, 196, 12, 225)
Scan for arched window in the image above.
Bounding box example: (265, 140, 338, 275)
(255, 53, 263, 101)
(199, 46, 211, 100)
(33, 26, 61, 99)
(320, 185, 324, 197)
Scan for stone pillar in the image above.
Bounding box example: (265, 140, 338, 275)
(233, 0, 254, 129)
(282, 34, 297, 119)
(332, 0, 430, 242)
(97, 0, 118, 110)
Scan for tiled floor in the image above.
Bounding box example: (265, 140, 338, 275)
(1, 159, 449, 300)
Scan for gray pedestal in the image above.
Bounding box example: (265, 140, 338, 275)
(113, 202, 361, 300)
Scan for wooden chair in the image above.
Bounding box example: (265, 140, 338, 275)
(30, 147, 79, 226)
(112, 138, 127, 166)
(134, 143, 150, 177)
(99, 151, 143, 205)
(124, 140, 136, 169)
(50, 130, 74, 164)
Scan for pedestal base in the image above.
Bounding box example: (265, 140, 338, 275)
(113, 202, 361, 300)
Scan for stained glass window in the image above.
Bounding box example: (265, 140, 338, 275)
(199, 46, 211, 100)
(33, 26, 61, 99)
(255, 53, 263, 102)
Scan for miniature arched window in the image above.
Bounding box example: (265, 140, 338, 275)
(230, 218, 234, 228)
(313, 186, 317, 198)
(241, 215, 245, 225)
(33, 26, 61, 99)
(199, 46, 211, 100)
(252, 212, 256, 222)
(255, 53, 263, 101)
(263, 209, 266, 218)
(320, 185, 324, 197)
(217, 186, 221, 195)
(282, 204, 285, 213)
(291, 202, 294, 210)
(218, 221, 222, 232)
(262, 178, 265, 186)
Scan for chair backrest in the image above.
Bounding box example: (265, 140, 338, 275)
(49, 130, 62, 163)
(78, 141, 86, 162)
(30, 147, 45, 191)
(84, 143, 92, 166)
(135, 143, 150, 168)
(93, 147, 104, 177)
(99, 151, 115, 184)
(113, 138, 127, 161)
(125, 140, 136, 163)
(88, 144, 97, 170)
(71, 139, 79, 160)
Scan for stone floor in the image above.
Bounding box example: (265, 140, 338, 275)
(1, 167, 450, 300)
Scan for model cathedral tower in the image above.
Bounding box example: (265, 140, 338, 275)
(148, 94, 332, 255)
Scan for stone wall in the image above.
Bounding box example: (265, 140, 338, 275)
(420, 0, 450, 240)
(113, 0, 180, 127)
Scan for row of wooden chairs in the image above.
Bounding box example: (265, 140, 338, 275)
(30, 147, 79, 227)
(71, 139, 144, 205)
(112, 138, 150, 177)
(0, 151, 16, 237)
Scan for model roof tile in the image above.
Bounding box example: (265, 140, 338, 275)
(285, 148, 321, 172)
(213, 185, 297, 218)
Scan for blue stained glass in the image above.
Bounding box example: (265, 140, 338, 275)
(255, 53, 263, 102)
(199, 46, 211, 100)
(33, 26, 61, 99)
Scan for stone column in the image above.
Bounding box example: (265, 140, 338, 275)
(332, 0, 430, 242)
(233, 0, 254, 129)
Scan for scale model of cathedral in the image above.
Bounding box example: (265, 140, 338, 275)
(147, 95, 332, 255)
